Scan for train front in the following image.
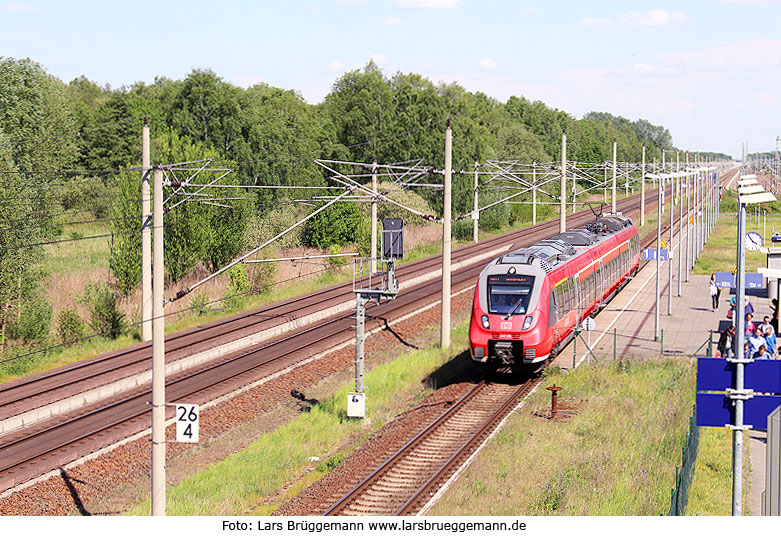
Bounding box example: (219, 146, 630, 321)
(469, 264, 550, 368)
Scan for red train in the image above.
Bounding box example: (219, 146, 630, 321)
(469, 214, 641, 370)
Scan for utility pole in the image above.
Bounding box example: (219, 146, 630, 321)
(473, 161, 479, 243)
(655, 173, 662, 341)
(532, 163, 537, 225)
(370, 161, 378, 273)
(441, 119, 452, 349)
(612, 138, 617, 213)
(687, 153, 691, 280)
(560, 129, 567, 233)
(151, 166, 165, 516)
(142, 117, 152, 342)
(732, 201, 747, 516)
(641, 146, 646, 226)
(668, 173, 674, 316)
(678, 170, 684, 297)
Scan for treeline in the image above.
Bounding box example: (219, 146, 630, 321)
(0, 56, 684, 358)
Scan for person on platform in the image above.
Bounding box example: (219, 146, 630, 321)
(772, 299, 779, 336)
(747, 327, 767, 358)
(754, 344, 772, 360)
(758, 315, 773, 335)
(717, 325, 735, 358)
(764, 326, 777, 357)
(709, 274, 720, 311)
(745, 313, 756, 336)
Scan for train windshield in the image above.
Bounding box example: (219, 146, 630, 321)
(488, 277, 536, 315)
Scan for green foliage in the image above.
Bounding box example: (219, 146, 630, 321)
(245, 204, 306, 251)
(7, 296, 52, 344)
(109, 170, 142, 295)
(304, 201, 364, 249)
(315, 454, 345, 473)
(247, 248, 276, 294)
(453, 219, 474, 241)
(477, 191, 511, 232)
(223, 265, 252, 311)
(56, 308, 85, 344)
(79, 282, 126, 339)
(188, 292, 210, 317)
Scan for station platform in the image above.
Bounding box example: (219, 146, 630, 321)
(552, 261, 722, 370)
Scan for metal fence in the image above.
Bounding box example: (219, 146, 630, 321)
(668, 405, 700, 515)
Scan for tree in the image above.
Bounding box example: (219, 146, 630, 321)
(0, 57, 78, 351)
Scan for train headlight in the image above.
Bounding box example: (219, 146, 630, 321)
(481, 314, 490, 329)
(522, 315, 534, 330)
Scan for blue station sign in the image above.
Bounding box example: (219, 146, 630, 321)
(696, 357, 781, 430)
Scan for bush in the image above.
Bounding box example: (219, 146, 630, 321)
(79, 282, 126, 339)
(189, 292, 211, 317)
(247, 248, 276, 293)
(245, 204, 305, 251)
(453, 219, 474, 241)
(57, 308, 85, 344)
(478, 192, 512, 232)
(304, 201, 364, 248)
(223, 265, 252, 311)
(8, 296, 52, 344)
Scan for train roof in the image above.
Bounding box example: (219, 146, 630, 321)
(495, 214, 634, 273)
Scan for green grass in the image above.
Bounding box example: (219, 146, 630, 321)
(42, 222, 112, 276)
(428, 356, 697, 516)
(686, 427, 735, 515)
(125, 323, 473, 516)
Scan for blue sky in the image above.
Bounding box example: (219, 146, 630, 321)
(2, 0, 781, 157)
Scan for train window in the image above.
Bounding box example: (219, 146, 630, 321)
(488, 279, 536, 315)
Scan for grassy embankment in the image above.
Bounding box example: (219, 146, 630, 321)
(429, 358, 697, 515)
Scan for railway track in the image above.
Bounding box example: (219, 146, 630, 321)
(0, 183, 682, 496)
(322, 379, 537, 516)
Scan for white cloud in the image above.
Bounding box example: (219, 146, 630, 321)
(581, 9, 689, 27)
(478, 57, 496, 70)
(383, 16, 402, 26)
(5, 3, 43, 12)
(371, 53, 389, 65)
(394, 0, 464, 9)
(327, 61, 345, 71)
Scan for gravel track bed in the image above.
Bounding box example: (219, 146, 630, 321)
(273, 382, 475, 516)
(0, 291, 473, 516)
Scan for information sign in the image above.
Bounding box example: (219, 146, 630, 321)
(642, 248, 669, 261)
(745, 273, 765, 289)
(176, 404, 199, 443)
(582, 317, 596, 331)
(697, 357, 781, 429)
(714, 272, 734, 288)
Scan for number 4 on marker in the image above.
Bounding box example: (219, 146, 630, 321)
(176, 404, 200, 443)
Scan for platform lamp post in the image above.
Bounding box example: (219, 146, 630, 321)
(732, 178, 776, 515)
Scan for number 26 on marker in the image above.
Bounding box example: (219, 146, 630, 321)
(176, 404, 199, 443)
